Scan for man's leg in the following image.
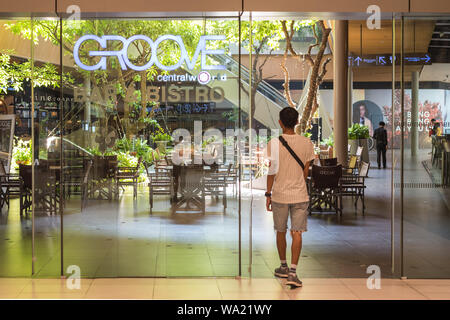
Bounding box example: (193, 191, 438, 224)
(290, 230, 302, 267)
(276, 231, 287, 262)
(286, 202, 308, 287)
(376, 146, 381, 169)
(382, 146, 387, 168)
(271, 202, 290, 278)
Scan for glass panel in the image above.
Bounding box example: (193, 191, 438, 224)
(0, 18, 33, 277)
(402, 17, 450, 278)
(30, 17, 62, 277)
(60, 17, 240, 277)
(348, 19, 398, 278)
(247, 17, 397, 278)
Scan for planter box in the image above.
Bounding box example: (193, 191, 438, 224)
(349, 138, 369, 163)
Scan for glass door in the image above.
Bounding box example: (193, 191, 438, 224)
(400, 16, 450, 278)
(58, 16, 241, 277)
(0, 17, 33, 277)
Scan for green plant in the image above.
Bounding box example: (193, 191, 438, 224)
(115, 136, 132, 152)
(133, 138, 154, 164)
(86, 146, 103, 156)
(348, 123, 370, 140)
(151, 127, 172, 142)
(138, 117, 160, 128)
(12, 138, 32, 167)
(322, 134, 334, 147)
(116, 151, 138, 167)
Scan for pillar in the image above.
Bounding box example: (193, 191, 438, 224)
(411, 71, 419, 156)
(333, 20, 349, 166)
(348, 64, 353, 128)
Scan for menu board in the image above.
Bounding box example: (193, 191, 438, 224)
(0, 115, 16, 173)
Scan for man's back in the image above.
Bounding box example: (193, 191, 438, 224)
(374, 127, 387, 146)
(267, 134, 315, 204)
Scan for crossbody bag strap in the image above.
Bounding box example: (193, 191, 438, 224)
(278, 136, 305, 171)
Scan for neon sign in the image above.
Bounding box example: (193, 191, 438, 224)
(73, 35, 227, 71)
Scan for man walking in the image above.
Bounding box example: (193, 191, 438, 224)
(265, 107, 315, 287)
(373, 121, 388, 169)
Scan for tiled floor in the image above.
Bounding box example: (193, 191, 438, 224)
(0, 277, 449, 300)
(0, 150, 449, 279)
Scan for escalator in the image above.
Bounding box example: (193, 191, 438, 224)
(194, 53, 289, 129)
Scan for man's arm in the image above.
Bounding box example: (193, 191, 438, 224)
(266, 174, 275, 211)
(373, 128, 378, 140)
(303, 160, 311, 180)
(267, 174, 275, 193)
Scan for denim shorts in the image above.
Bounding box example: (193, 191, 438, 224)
(271, 201, 309, 232)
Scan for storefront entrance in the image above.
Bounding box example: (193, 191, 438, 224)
(0, 12, 449, 279)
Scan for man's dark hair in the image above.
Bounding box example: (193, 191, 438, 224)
(431, 118, 436, 122)
(279, 107, 299, 129)
(379, 121, 385, 126)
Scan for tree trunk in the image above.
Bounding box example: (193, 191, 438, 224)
(299, 22, 331, 134)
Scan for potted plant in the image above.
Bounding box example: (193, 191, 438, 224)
(322, 134, 334, 158)
(151, 128, 172, 153)
(12, 138, 32, 167)
(348, 123, 370, 162)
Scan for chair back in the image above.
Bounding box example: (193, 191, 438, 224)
(356, 146, 363, 157)
(19, 164, 32, 189)
(92, 156, 105, 179)
(348, 155, 357, 169)
(359, 161, 370, 178)
(312, 164, 342, 188)
(179, 165, 204, 191)
(320, 157, 338, 166)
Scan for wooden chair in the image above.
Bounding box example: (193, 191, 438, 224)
(343, 155, 358, 175)
(89, 156, 117, 200)
(148, 167, 173, 214)
(308, 164, 342, 216)
(0, 161, 27, 215)
(18, 164, 32, 215)
(320, 157, 338, 166)
(116, 156, 142, 199)
(18, 162, 58, 215)
(339, 161, 369, 215)
(203, 167, 227, 213)
(171, 165, 205, 214)
(355, 146, 364, 167)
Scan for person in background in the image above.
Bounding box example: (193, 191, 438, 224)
(358, 104, 374, 136)
(265, 107, 315, 288)
(429, 119, 442, 157)
(373, 121, 388, 169)
(429, 119, 437, 136)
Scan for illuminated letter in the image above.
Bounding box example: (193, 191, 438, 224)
(154, 35, 186, 71)
(74, 35, 107, 71)
(201, 35, 226, 70)
(123, 35, 156, 71)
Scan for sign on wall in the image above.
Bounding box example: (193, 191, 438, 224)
(349, 53, 431, 67)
